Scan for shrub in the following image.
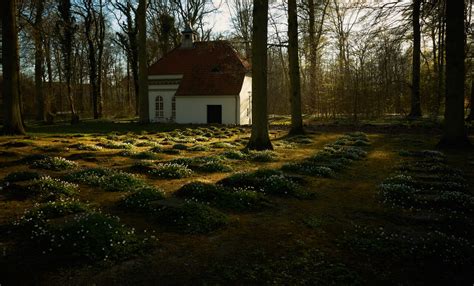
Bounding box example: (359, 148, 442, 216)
(64, 167, 113, 186)
(17, 210, 143, 261)
(26, 176, 78, 201)
(162, 149, 181, 155)
(101, 172, 145, 192)
(118, 186, 166, 211)
(170, 156, 231, 173)
(131, 151, 160, 160)
(282, 162, 335, 178)
(153, 202, 229, 234)
(31, 156, 78, 171)
(222, 150, 248, 160)
(65, 168, 146, 192)
(173, 143, 189, 150)
(149, 163, 193, 179)
(211, 142, 235, 149)
(218, 169, 302, 197)
(3, 171, 41, 183)
(248, 150, 278, 162)
(17, 200, 91, 226)
(188, 145, 210, 152)
(175, 182, 270, 211)
(97, 141, 133, 150)
(70, 143, 102, 151)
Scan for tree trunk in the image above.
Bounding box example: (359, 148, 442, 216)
(437, 0, 470, 148)
(467, 80, 474, 121)
(34, 0, 45, 122)
(246, 0, 272, 150)
(138, 0, 149, 123)
(409, 0, 422, 118)
(288, 0, 304, 135)
(1, 0, 25, 135)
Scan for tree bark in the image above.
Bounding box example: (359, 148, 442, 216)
(467, 80, 474, 121)
(34, 0, 46, 122)
(409, 0, 422, 118)
(138, 0, 149, 123)
(247, 0, 272, 150)
(288, 0, 304, 135)
(1, 0, 25, 135)
(437, 0, 470, 148)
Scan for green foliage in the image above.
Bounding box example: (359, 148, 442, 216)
(118, 186, 166, 211)
(3, 171, 41, 183)
(154, 202, 229, 234)
(172, 143, 189, 150)
(248, 150, 278, 162)
(175, 182, 271, 211)
(171, 156, 232, 173)
(31, 156, 78, 171)
(282, 162, 335, 178)
(218, 169, 304, 197)
(222, 150, 248, 160)
(188, 144, 210, 152)
(24, 177, 78, 201)
(69, 143, 103, 151)
(65, 168, 146, 192)
(16, 209, 144, 261)
(148, 163, 194, 179)
(97, 141, 133, 150)
(379, 150, 473, 213)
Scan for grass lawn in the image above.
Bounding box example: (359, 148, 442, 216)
(0, 120, 473, 285)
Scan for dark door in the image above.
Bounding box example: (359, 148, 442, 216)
(207, 105, 222, 124)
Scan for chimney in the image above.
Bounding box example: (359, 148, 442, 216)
(181, 22, 195, 49)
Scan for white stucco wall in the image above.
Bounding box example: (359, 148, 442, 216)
(147, 75, 182, 122)
(176, 96, 238, 125)
(239, 75, 252, 125)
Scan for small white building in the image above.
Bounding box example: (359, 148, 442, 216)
(147, 26, 252, 125)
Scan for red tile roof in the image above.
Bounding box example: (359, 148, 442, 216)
(148, 41, 250, 96)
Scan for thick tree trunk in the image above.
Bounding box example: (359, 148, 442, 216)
(438, 0, 470, 148)
(409, 0, 422, 118)
(466, 80, 474, 121)
(34, 0, 45, 122)
(288, 0, 304, 135)
(247, 0, 272, 150)
(138, 0, 149, 123)
(1, 0, 25, 135)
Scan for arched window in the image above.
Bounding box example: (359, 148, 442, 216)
(171, 96, 176, 120)
(155, 96, 164, 119)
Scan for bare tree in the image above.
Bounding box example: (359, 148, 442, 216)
(288, 0, 303, 135)
(438, 0, 471, 147)
(247, 0, 272, 150)
(408, 0, 422, 118)
(1, 0, 26, 135)
(138, 0, 149, 123)
(58, 0, 79, 124)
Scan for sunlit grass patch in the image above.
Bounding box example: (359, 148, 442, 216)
(69, 143, 103, 151)
(97, 140, 133, 150)
(175, 181, 271, 212)
(31, 156, 78, 171)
